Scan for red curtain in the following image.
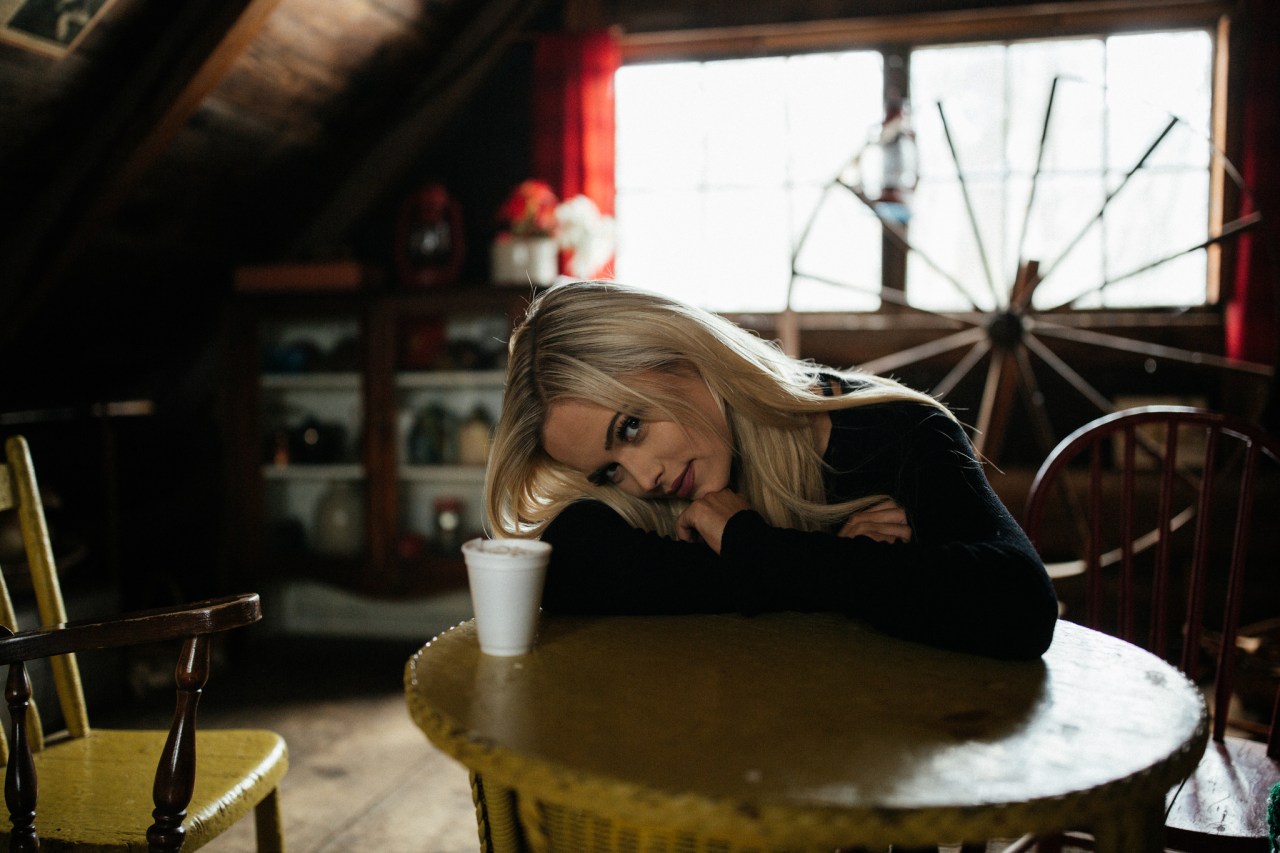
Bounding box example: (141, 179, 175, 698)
(1225, 0, 1279, 370)
(532, 30, 620, 216)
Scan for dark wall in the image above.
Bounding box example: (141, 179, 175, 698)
(0, 16, 544, 611)
(352, 42, 539, 285)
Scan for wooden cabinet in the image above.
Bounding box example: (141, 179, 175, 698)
(225, 284, 530, 601)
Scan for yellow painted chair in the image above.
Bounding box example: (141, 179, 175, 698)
(0, 434, 288, 852)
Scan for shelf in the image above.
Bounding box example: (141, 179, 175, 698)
(262, 372, 362, 390)
(399, 465, 487, 484)
(396, 370, 506, 390)
(230, 286, 525, 605)
(262, 463, 365, 480)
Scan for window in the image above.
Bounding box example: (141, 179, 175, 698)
(615, 51, 885, 312)
(614, 26, 1218, 315)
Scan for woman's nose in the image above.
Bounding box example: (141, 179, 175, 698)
(623, 453, 663, 495)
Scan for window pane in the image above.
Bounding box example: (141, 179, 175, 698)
(614, 52, 883, 312)
(790, 184, 883, 311)
(616, 63, 708, 189)
(784, 52, 886, 184)
(1019, 174, 1106, 309)
(704, 187, 795, 312)
(1107, 31, 1213, 170)
(912, 45, 1007, 180)
(703, 58, 790, 186)
(906, 177, 1006, 312)
(1103, 170, 1209, 307)
(909, 32, 1213, 311)
(1006, 40, 1105, 174)
(615, 29, 1216, 315)
(613, 188, 708, 294)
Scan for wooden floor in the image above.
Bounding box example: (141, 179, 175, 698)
(98, 631, 480, 853)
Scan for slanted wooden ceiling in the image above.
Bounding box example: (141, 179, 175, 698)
(0, 0, 544, 404)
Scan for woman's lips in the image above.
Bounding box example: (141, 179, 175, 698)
(670, 463, 694, 499)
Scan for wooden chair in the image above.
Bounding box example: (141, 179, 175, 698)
(0, 434, 288, 852)
(1024, 406, 1280, 852)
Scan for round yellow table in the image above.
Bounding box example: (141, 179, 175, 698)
(405, 614, 1207, 852)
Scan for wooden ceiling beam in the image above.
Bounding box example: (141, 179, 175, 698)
(0, 0, 283, 342)
(292, 0, 549, 255)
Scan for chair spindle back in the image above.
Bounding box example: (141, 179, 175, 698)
(1026, 406, 1280, 751)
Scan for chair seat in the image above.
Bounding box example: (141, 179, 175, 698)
(1165, 735, 1278, 853)
(5, 728, 287, 851)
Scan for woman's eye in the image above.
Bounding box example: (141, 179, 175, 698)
(590, 462, 623, 487)
(617, 416, 641, 443)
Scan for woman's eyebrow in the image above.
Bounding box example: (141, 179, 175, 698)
(603, 412, 621, 450)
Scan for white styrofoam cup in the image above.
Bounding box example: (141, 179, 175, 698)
(462, 537, 551, 656)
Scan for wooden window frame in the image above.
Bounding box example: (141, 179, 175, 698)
(616, 0, 1238, 362)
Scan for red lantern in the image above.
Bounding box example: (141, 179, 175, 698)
(394, 184, 465, 288)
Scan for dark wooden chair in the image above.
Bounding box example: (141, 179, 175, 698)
(1025, 406, 1280, 852)
(0, 435, 288, 852)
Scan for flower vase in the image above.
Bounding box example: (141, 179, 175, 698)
(491, 235, 559, 286)
(313, 480, 364, 557)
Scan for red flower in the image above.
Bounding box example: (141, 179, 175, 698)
(497, 180, 560, 237)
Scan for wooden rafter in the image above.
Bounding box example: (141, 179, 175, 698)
(293, 0, 549, 254)
(0, 0, 283, 342)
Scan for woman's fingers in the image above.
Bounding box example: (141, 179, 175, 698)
(838, 500, 913, 543)
(677, 489, 750, 554)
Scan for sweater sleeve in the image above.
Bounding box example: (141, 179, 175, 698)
(540, 500, 742, 615)
(719, 409, 1058, 660)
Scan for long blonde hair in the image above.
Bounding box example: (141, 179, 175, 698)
(485, 280, 951, 539)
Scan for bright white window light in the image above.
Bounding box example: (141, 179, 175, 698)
(615, 52, 885, 312)
(614, 30, 1214, 314)
(909, 30, 1213, 311)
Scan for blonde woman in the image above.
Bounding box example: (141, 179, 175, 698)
(485, 280, 1056, 660)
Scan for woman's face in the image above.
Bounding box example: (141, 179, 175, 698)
(542, 371, 732, 501)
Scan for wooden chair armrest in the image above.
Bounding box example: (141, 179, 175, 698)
(0, 592, 263, 853)
(0, 593, 262, 666)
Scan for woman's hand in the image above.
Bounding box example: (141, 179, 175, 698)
(839, 499, 913, 544)
(676, 489, 751, 554)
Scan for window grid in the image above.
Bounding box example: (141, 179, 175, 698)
(614, 28, 1217, 316)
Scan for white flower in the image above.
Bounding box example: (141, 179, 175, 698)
(554, 195, 616, 279)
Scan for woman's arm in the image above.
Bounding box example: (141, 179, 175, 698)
(539, 406, 1057, 659)
(540, 500, 741, 614)
(718, 408, 1057, 659)
(719, 511, 1056, 659)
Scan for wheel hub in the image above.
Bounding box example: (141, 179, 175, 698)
(986, 311, 1026, 350)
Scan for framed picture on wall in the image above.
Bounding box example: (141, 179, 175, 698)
(1, 0, 114, 56)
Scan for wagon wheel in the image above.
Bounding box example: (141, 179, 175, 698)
(789, 75, 1275, 470)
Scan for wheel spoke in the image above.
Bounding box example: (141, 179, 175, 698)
(858, 326, 988, 376)
(937, 101, 1003, 308)
(1050, 212, 1264, 311)
(1030, 319, 1274, 377)
(1013, 76, 1060, 307)
(931, 338, 991, 399)
(1097, 506, 1197, 568)
(1012, 342, 1098, 561)
(835, 179, 982, 311)
(1021, 333, 1114, 414)
(790, 269, 972, 317)
(787, 181, 844, 308)
(974, 352, 1015, 457)
(1013, 345, 1060, 462)
(1038, 115, 1180, 290)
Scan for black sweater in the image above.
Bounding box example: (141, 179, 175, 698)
(540, 398, 1058, 660)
